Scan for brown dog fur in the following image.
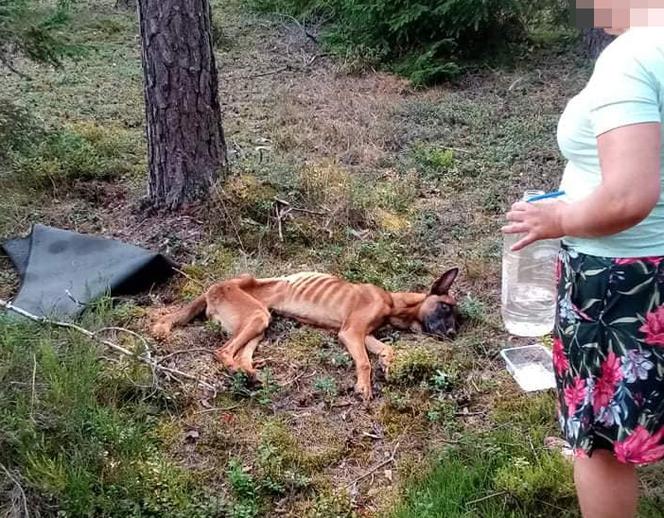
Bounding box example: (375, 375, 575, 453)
(152, 269, 459, 400)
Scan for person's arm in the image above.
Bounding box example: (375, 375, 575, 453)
(504, 122, 661, 250)
(559, 122, 660, 237)
(504, 41, 662, 251)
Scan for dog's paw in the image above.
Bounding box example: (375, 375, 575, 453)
(252, 359, 267, 369)
(214, 349, 240, 372)
(379, 350, 395, 380)
(354, 381, 373, 402)
(151, 320, 172, 340)
(237, 362, 258, 379)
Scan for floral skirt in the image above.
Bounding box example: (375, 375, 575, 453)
(554, 246, 664, 465)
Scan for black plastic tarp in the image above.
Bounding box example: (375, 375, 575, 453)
(2, 224, 175, 320)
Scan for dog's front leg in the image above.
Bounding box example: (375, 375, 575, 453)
(338, 326, 372, 401)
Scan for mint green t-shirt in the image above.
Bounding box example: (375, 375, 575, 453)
(557, 28, 664, 258)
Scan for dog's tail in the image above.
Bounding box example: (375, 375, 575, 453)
(165, 292, 208, 329)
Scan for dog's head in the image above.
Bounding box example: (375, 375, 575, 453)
(418, 268, 459, 339)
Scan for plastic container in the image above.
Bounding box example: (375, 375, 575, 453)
(501, 344, 556, 392)
(501, 190, 560, 337)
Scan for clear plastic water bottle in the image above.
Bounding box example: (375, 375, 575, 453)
(501, 190, 561, 337)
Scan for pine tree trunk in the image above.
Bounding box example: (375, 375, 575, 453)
(137, 0, 227, 210)
(582, 28, 616, 60)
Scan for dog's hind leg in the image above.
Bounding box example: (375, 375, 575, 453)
(213, 314, 269, 373)
(152, 293, 207, 339)
(235, 333, 265, 377)
(205, 285, 270, 373)
(365, 335, 395, 379)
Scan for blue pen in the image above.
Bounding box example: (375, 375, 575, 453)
(526, 190, 566, 203)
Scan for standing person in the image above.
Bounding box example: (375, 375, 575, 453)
(502, 10, 664, 518)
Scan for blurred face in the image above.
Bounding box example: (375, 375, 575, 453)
(577, 0, 664, 33)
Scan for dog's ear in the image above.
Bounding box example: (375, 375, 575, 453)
(430, 268, 459, 296)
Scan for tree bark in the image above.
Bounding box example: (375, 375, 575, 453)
(582, 28, 616, 60)
(137, 0, 227, 210)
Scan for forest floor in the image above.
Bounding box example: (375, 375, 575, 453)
(1, 1, 663, 517)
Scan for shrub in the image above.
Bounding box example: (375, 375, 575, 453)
(0, 0, 77, 69)
(251, 0, 575, 86)
(8, 121, 138, 189)
(252, 0, 527, 85)
(0, 98, 44, 162)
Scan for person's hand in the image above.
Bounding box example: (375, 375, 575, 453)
(502, 200, 566, 251)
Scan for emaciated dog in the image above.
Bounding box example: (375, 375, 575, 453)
(152, 268, 460, 400)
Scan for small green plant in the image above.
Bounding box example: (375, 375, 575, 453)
(389, 346, 442, 386)
(204, 319, 225, 334)
(256, 420, 314, 495)
(313, 376, 339, 400)
(230, 502, 261, 518)
(255, 368, 280, 405)
(308, 489, 355, 517)
(230, 372, 254, 398)
(428, 369, 454, 395)
(0, 98, 45, 162)
(458, 295, 488, 323)
(381, 387, 411, 412)
(411, 144, 455, 178)
(227, 459, 261, 518)
(493, 453, 574, 506)
(426, 398, 455, 424)
(227, 459, 259, 500)
(316, 349, 352, 369)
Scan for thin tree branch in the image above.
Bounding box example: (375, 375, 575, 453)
(346, 441, 400, 488)
(0, 299, 217, 394)
(274, 198, 327, 215)
(0, 54, 32, 81)
(0, 462, 28, 518)
(172, 267, 206, 288)
(465, 491, 507, 507)
(267, 12, 318, 43)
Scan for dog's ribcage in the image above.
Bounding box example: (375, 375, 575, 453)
(268, 272, 354, 328)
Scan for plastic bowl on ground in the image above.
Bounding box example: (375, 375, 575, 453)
(500, 344, 556, 392)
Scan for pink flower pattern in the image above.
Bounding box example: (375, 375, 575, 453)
(614, 426, 664, 465)
(552, 337, 569, 376)
(592, 352, 623, 414)
(640, 306, 664, 347)
(615, 257, 663, 267)
(555, 250, 664, 465)
(564, 377, 586, 417)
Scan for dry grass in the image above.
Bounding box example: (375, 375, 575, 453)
(272, 71, 411, 167)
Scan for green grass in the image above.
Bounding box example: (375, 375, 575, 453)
(0, 316, 225, 517)
(391, 394, 576, 518)
(391, 394, 664, 518)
